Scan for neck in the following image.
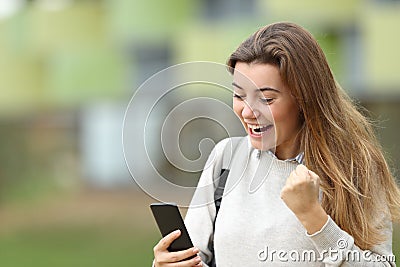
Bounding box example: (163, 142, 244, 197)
(274, 142, 301, 160)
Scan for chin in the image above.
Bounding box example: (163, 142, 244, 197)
(249, 138, 275, 151)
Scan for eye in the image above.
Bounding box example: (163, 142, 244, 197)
(260, 97, 274, 104)
(233, 93, 245, 100)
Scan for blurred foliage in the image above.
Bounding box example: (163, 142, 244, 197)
(0, 112, 80, 205)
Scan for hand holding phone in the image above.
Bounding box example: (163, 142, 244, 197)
(151, 203, 203, 266)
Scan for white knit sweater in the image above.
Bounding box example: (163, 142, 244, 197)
(184, 136, 395, 266)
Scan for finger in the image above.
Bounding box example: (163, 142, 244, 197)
(295, 164, 309, 176)
(308, 170, 320, 183)
(284, 173, 295, 189)
(307, 172, 321, 196)
(172, 255, 202, 267)
(288, 168, 300, 181)
(163, 247, 200, 263)
(290, 168, 307, 186)
(155, 229, 181, 252)
(308, 170, 319, 179)
(306, 170, 312, 182)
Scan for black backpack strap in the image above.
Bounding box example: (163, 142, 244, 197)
(213, 137, 242, 212)
(214, 168, 229, 214)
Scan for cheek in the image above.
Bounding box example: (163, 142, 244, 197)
(233, 100, 243, 118)
(270, 102, 300, 129)
(270, 106, 283, 123)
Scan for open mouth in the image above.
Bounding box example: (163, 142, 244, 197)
(248, 124, 273, 137)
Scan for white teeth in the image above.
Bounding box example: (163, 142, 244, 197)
(248, 124, 272, 135)
(248, 124, 264, 130)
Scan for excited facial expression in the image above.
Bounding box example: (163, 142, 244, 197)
(232, 62, 303, 159)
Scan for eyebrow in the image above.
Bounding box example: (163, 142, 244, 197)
(232, 82, 280, 93)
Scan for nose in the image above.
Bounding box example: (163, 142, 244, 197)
(242, 102, 260, 119)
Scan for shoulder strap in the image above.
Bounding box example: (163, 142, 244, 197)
(214, 137, 243, 214)
(209, 137, 243, 267)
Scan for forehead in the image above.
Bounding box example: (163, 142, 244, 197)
(233, 62, 286, 91)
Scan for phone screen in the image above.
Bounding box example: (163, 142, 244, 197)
(150, 203, 194, 252)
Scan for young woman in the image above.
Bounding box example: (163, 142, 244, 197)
(152, 22, 400, 266)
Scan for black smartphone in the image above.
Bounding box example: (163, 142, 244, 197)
(150, 203, 194, 253)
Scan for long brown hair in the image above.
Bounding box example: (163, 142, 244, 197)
(227, 22, 400, 250)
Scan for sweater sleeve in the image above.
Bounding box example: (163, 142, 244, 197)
(184, 138, 231, 267)
(306, 215, 395, 266)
